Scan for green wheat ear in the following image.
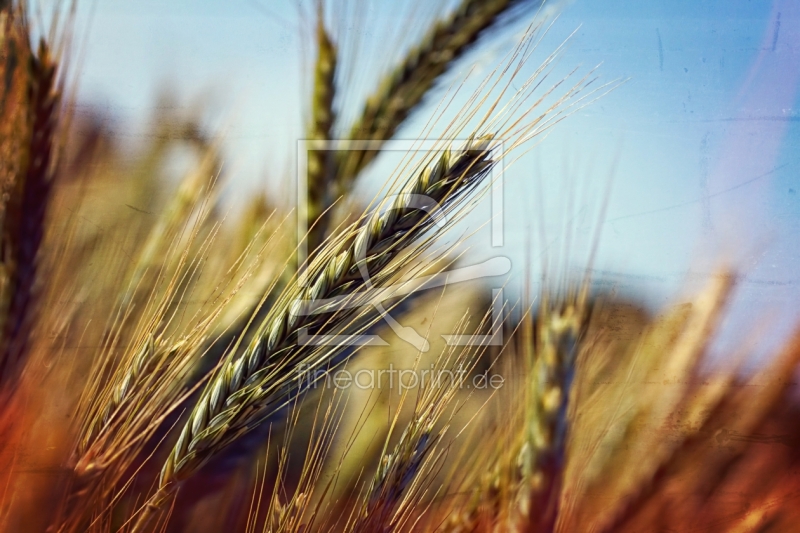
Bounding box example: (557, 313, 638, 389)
(305, 12, 338, 255)
(129, 136, 499, 533)
(315, 0, 541, 246)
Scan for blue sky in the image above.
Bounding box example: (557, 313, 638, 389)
(67, 0, 799, 357)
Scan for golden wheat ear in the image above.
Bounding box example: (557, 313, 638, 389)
(0, 5, 30, 390)
(127, 20, 599, 529)
(138, 137, 499, 524)
(439, 284, 589, 532)
(0, 22, 60, 393)
(557, 272, 734, 531)
(346, 306, 490, 533)
(585, 320, 800, 532)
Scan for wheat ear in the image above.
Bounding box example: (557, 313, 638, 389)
(164, 135, 494, 482)
(0, 5, 29, 218)
(356, 413, 441, 533)
(72, 145, 220, 464)
(352, 333, 479, 533)
(138, 23, 599, 528)
(518, 293, 588, 530)
(305, 15, 338, 254)
(331, 0, 537, 204)
(438, 285, 589, 532)
(127, 135, 496, 531)
(0, 38, 59, 388)
(0, 5, 30, 386)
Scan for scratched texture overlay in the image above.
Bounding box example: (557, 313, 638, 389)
(0, 1, 798, 532)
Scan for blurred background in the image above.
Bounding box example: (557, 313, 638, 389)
(65, 0, 799, 360)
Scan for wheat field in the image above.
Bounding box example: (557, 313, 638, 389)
(0, 1, 798, 532)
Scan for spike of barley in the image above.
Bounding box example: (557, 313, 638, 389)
(331, 0, 538, 205)
(0, 6, 31, 379)
(351, 320, 481, 533)
(306, 16, 338, 255)
(452, 296, 588, 531)
(0, 39, 59, 389)
(165, 135, 493, 483)
(521, 297, 587, 530)
(129, 135, 496, 531)
(76, 335, 182, 461)
(355, 415, 439, 532)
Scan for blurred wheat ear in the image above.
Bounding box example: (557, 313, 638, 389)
(55, 126, 273, 532)
(345, 313, 491, 533)
(304, 10, 338, 254)
(438, 283, 589, 532)
(0, 9, 60, 393)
